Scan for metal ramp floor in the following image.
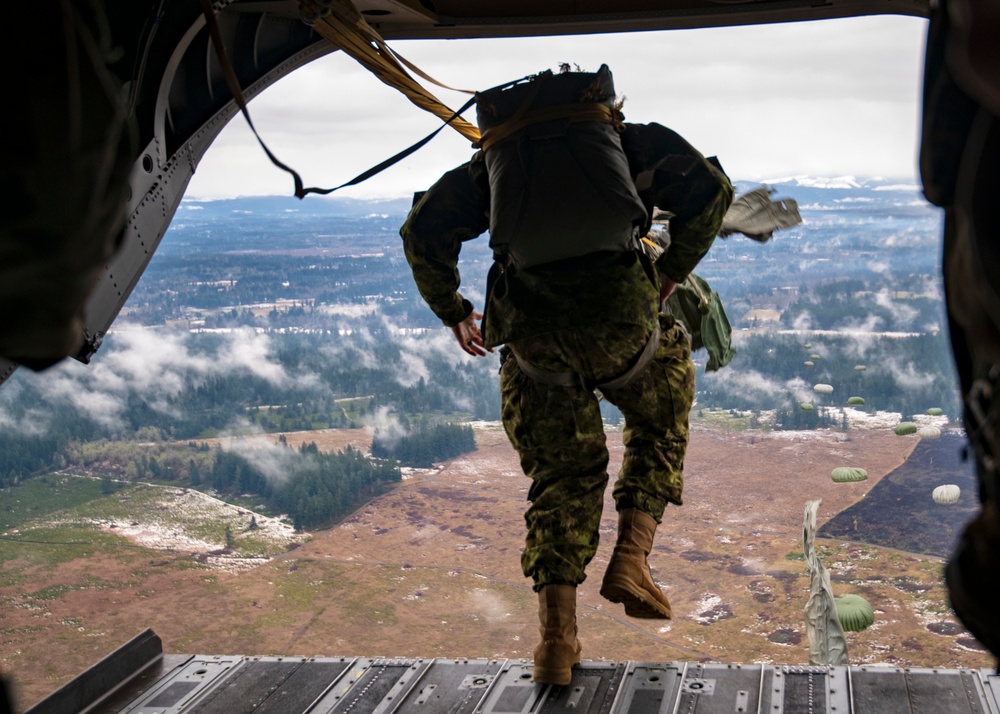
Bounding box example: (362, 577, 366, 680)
(24, 630, 1000, 714)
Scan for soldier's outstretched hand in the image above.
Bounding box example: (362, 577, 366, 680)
(451, 309, 492, 357)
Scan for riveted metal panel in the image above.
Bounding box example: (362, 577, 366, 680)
(253, 658, 354, 713)
(117, 656, 242, 713)
(477, 662, 547, 714)
(850, 666, 909, 713)
(392, 658, 505, 714)
(540, 662, 625, 714)
(311, 659, 422, 714)
(610, 662, 684, 714)
(767, 666, 832, 714)
(904, 668, 988, 714)
(677, 663, 766, 714)
(187, 657, 302, 713)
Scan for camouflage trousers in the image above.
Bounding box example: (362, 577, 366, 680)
(500, 313, 695, 590)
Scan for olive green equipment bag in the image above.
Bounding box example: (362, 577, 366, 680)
(666, 273, 736, 372)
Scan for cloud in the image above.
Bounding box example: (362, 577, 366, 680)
(702, 369, 813, 403)
(221, 425, 311, 485)
(885, 358, 937, 391)
(16, 326, 312, 432)
(836, 313, 885, 336)
(367, 406, 408, 449)
(397, 351, 430, 388)
(791, 311, 814, 331)
(0, 381, 50, 436)
(873, 288, 919, 328)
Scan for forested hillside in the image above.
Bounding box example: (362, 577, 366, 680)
(0, 179, 957, 531)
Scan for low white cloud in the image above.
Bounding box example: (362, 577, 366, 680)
(367, 406, 409, 449)
(221, 426, 310, 486)
(703, 369, 813, 404)
(885, 358, 937, 391)
(874, 288, 919, 327)
(792, 311, 814, 331)
(15, 326, 314, 432)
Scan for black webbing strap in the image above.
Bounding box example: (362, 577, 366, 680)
(198, 0, 475, 199)
(510, 324, 661, 392)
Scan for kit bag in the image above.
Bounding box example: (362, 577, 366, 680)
(475, 65, 648, 269)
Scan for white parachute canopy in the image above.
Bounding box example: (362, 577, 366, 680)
(918, 425, 942, 439)
(932, 484, 961, 504)
(813, 384, 834, 394)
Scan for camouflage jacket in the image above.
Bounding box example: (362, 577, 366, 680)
(400, 122, 734, 348)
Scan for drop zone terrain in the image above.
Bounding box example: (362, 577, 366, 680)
(0, 424, 991, 710)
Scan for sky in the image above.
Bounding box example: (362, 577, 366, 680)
(185, 14, 930, 201)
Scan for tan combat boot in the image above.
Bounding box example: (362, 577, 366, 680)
(600, 508, 672, 619)
(533, 584, 582, 686)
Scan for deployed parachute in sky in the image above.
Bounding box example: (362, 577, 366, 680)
(918, 425, 942, 439)
(835, 594, 875, 632)
(854, 365, 867, 372)
(932, 484, 961, 504)
(895, 422, 918, 435)
(831, 467, 868, 483)
(801, 403, 815, 411)
(927, 407, 944, 416)
(847, 396, 865, 405)
(814, 384, 834, 394)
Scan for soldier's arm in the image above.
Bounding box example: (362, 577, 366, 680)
(623, 123, 734, 284)
(400, 157, 490, 326)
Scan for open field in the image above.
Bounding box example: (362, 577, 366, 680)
(1, 424, 993, 711)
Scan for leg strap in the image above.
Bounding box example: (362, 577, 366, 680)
(510, 324, 660, 392)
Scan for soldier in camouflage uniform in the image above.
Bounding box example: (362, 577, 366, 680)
(401, 119, 732, 685)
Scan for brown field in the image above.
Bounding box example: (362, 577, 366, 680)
(1, 424, 993, 711)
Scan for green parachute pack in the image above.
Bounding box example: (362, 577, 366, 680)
(666, 273, 736, 372)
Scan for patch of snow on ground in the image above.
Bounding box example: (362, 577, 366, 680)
(83, 486, 307, 572)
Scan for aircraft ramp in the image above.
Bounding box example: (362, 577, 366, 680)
(21, 629, 1000, 714)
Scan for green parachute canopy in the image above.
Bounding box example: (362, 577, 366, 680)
(894, 422, 918, 436)
(835, 594, 875, 632)
(927, 407, 944, 416)
(804, 343, 812, 349)
(810, 354, 821, 360)
(801, 402, 815, 411)
(847, 396, 865, 405)
(831, 467, 868, 483)
(813, 384, 834, 394)
(918, 425, 942, 439)
(933, 484, 961, 504)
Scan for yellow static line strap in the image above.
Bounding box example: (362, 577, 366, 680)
(476, 102, 621, 152)
(313, 0, 481, 144)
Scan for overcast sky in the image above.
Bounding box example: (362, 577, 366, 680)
(185, 13, 930, 201)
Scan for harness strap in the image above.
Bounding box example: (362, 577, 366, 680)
(477, 103, 622, 152)
(510, 324, 661, 392)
